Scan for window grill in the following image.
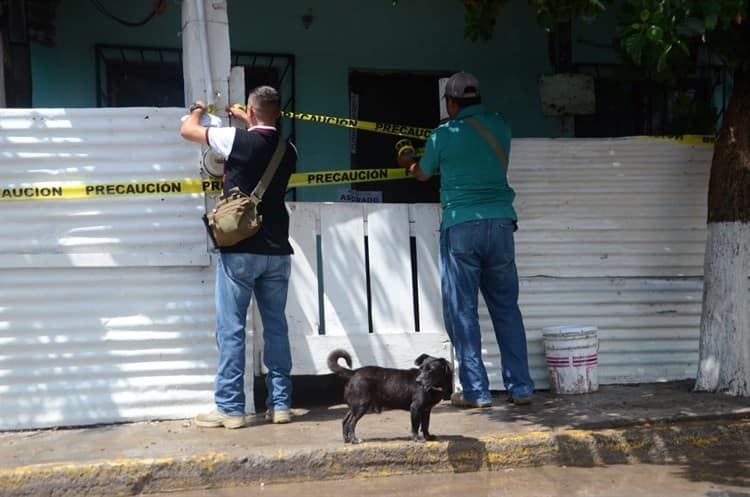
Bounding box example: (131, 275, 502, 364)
(95, 45, 296, 143)
(95, 45, 297, 198)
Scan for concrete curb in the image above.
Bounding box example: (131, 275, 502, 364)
(1, 418, 748, 497)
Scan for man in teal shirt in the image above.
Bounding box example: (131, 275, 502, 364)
(399, 72, 534, 407)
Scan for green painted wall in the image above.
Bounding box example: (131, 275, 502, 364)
(32, 1, 182, 107)
(225, 0, 558, 200)
(32, 1, 619, 201)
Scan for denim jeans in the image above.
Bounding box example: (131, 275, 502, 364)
(214, 252, 292, 415)
(440, 218, 534, 403)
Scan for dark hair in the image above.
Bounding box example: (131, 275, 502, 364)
(448, 96, 482, 109)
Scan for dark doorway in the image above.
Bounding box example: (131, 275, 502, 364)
(349, 70, 447, 203)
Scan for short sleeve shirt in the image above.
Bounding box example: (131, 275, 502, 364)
(207, 125, 277, 159)
(419, 104, 517, 229)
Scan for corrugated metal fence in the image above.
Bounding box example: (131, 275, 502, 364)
(509, 138, 711, 387)
(1, 108, 218, 430)
(0, 108, 713, 430)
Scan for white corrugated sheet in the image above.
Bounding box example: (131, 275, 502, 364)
(0, 108, 221, 430)
(0, 267, 217, 428)
(489, 137, 712, 390)
(0, 107, 209, 265)
(0, 107, 716, 429)
(511, 138, 712, 277)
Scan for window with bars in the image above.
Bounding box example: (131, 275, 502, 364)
(95, 45, 296, 142)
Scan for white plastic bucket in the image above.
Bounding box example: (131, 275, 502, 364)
(542, 325, 599, 394)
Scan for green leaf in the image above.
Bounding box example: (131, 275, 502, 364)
(647, 25, 664, 41)
(622, 33, 644, 64)
(640, 9, 650, 22)
(656, 44, 673, 72)
(675, 39, 690, 55)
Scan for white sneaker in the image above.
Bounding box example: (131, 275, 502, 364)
(264, 409, 292, 424)
(450, 392, 492, 408)
(194, 409, 247, 429)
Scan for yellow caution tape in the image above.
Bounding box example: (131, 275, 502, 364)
(0, 180, 210, 201)
(395, 138, 416, 157)
(281, 111, 433, 140)
(0, 168, 413, 201)
(290, 167, 411, 187)
(213, 105, 715, 148)
(634, 135, 715, 146)
(208, 104, 434, 141)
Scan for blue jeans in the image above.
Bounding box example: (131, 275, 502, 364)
(214, 252, 292, 415)
(440, 218, 534, 403)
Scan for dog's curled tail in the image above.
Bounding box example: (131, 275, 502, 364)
(327, 349, 355, 379)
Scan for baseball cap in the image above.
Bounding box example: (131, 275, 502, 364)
(443, 71, 481, 98)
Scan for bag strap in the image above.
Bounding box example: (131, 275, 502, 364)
(249, 134, 287, 202)
(465, 116, 508, 171)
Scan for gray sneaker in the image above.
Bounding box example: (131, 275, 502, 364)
(194, 409, 247, 429)
(264, 409, 292, 424)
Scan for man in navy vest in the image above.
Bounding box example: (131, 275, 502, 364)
(181, 86, 297, 427)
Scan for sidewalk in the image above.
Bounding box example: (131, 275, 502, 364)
(1, 380, 749, 497)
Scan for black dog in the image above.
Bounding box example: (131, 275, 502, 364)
(327, 349, 452, 444)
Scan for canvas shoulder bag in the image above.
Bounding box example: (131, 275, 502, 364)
(465, 116, 519, 232)
(465, 116, 508, 171)
(205, 135, 286, 247)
